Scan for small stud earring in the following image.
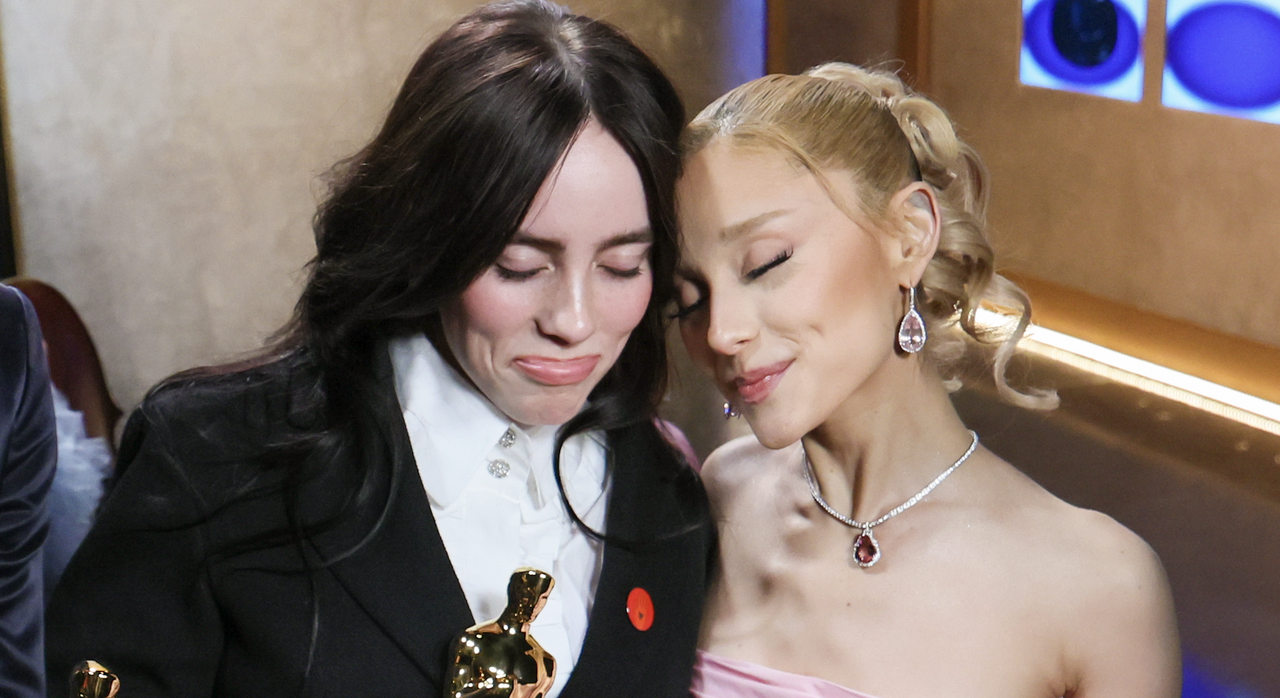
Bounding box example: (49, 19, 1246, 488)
(897, 286, 927, 354)
(723, 402, 741, 419)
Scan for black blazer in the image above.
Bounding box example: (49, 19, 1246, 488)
(46, 347, 713, 697)
(0, 284, 57, 698)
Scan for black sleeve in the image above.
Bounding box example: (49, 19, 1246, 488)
(45, 405, 224, 698)
(0, 286, 57, 698)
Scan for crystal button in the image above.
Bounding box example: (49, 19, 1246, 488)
(488, 459, 511, 478)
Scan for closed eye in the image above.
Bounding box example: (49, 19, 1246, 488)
(495, 265, 544, 281)
(665, 299, 706, 321)
(670, 297, 706, 321)
(601, 265, 646, 279)
(746, 249, 792, 280)
(671, 278, 707, 320)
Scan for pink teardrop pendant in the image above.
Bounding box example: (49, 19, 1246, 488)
(853, 527, 881, 568)
(897, 307, 926, 354)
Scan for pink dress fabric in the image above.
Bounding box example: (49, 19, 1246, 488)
(656, 419, 700, 471)
(690, 651, 881, 698)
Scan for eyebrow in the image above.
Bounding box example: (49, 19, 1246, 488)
(509, 228, 653, 254)
(718, 209, 790, 242)
(675, 209, 792, 279)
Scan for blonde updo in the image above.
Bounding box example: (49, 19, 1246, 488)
(681, 63, 1055, 409)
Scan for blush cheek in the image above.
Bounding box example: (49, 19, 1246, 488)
(446, 275, 542, 383)
(459, 277, 538, 336)
(599, 281, 652, 352)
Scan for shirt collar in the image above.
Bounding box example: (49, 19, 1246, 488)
(389, 334, 514, 508)
(388, 333, 607, 511)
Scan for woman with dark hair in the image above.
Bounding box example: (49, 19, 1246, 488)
(45, 3, 711, 696)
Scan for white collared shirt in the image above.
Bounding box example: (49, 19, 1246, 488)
(388, 334, 610, 698)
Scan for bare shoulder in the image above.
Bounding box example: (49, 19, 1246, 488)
(1057, 507, 1180, 695)
(1063, 506, 1163, 579)
(1001, 471, 1167, 596)
(986, 460, 1180, 695)
(701, 435, 798, 499)
(1052, 505, 1172, 620)
(988, 461, 1169, 603)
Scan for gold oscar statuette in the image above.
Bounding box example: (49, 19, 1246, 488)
(70, 660, 120, 698)
(445, 568, 556, 698)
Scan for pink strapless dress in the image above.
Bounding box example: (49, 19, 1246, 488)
(690, 651, 881, 698)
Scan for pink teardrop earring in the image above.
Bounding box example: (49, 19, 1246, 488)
(897, 286, 926, 354)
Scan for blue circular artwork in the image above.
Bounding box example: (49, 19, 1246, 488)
(1053, 0, 1119, 67)
(1025, 0, 1142, 84)
(1167, 3, 1280, 109)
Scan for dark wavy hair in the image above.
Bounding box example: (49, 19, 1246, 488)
(151, 0, 689, 551)
(298, 0, 684, 382)
(297, 0, 688, 539)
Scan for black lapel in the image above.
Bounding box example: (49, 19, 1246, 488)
(307, 346, 474, 688)
(306, 358, 709, 695)
(560, 425, 712, 697)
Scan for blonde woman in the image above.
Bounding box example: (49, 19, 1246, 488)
(673, 64, 1179, 698)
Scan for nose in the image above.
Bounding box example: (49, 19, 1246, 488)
(536, 270, 595, 346)
(705, 288, 757, 356)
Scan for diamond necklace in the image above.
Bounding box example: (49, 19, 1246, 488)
(802, 430, 979, 569)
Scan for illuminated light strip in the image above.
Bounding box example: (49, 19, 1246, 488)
(969, 308, 1280, 436)
(1022, 326, 1280, 437)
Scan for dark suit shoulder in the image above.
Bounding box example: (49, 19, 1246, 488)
(0, 282, 56, 490)
(0, 285, 41, 414)
(139, 360, 313, 444)
(0, 282, 29, 321)
(0, 284, 57, 698)
(111, 359, 321, 521)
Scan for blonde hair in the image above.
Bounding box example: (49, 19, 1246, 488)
(682, 63, 1056, 409)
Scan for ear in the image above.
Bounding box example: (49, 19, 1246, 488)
(885, 182, 940, 288)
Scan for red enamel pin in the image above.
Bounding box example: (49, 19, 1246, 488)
(626, 587, 654, 631)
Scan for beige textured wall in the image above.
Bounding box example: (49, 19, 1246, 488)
(929, 0, 1280, 348)
(3, 0, 758, 413)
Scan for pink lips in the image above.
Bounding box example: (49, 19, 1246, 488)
(514, 355, 601, 386)
(732, 360, 792, 405)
